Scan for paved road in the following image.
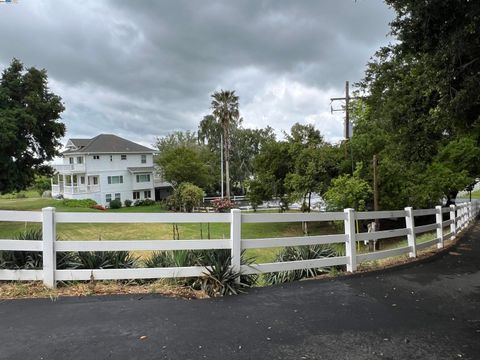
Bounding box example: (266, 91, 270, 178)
(1, 222, 479, 360)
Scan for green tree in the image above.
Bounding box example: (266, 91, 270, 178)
(351, 1, 480, 208)
(0, 59, 65, 194)
(156, 131, 215, 190)
(324, 164, 372, 211)
(32, 175, 51, 195)
(211, 90, 240, 199)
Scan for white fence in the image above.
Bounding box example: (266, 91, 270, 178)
(0, 202, 478, 288)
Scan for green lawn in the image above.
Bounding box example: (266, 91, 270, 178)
(0, 197, 340, 263)
(472, 190, 480, 199)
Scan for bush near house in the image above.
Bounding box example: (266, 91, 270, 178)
(109, 199, 122, 209)
(134, 199, 156, 207)
(62, 199, 97, 208)
(124, 199, 132, 207)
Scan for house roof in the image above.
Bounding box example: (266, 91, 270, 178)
(69, 138, 91, 148)
(62, 134, 155, 155)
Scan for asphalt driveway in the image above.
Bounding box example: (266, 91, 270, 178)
(1, 222, 479, 360)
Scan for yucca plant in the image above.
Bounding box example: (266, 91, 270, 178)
(76, 251, 138, 269)
(194, 250, 258, 297)
(144, 250, 199, 268)
(264, 244, 338, 285)
(0, 229, 78, 270)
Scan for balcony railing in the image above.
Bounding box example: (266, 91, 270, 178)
(53, 164, 86, 173)
(51, 183, 100, 195)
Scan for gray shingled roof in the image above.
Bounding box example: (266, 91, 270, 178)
(69, 138, 90, 148)
(62, 134, 155, 154)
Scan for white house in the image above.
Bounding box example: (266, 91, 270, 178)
(51, 134, 171, 206)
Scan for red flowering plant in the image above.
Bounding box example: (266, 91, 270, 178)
(90, 204, 106, 211)
(211, 197, 235, 213)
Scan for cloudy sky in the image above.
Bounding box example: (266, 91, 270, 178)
(0, 0, 394, 147)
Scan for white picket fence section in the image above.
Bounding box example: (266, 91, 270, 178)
(0, 201, 478, 288)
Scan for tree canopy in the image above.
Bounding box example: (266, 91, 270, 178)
(0, 59, 65, 194)
(349, 0, 480, 209)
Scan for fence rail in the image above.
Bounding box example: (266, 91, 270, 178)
(0, 201, 478, 288)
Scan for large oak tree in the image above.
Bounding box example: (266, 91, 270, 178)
(0, 59, 65, 194)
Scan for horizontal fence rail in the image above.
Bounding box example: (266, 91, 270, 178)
(0, 201, 478, 288)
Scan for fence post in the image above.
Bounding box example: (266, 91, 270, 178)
(42, 207, 56, 288)
(230, 209, 242, 282)
(343, 208, 357, 272)
(450, 204, 456, 239)
(405, 207, 416, 258)
(435, 205, 444, 249)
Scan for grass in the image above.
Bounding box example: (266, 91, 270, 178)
(472, 190, 480, 199)
(0, 196, 340, 262)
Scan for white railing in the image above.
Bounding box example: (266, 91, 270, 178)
(0, 202, 478, 288)
(52, 183, 100, 194)
(53, 163, 86, 173)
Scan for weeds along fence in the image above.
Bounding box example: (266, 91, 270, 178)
(0, 202, 478, 288)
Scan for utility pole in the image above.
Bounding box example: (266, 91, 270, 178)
(330, 80, 356, 140)
(372, 154, 380, 250)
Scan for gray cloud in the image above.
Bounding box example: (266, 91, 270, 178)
(0, 0, 394, 146)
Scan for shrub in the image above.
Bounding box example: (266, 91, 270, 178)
(134, 199, 156, 207)
(15, 192, 27, 199)
(194, 250, 257, 297)
(109, 199, 122, 209)
(76, 251, 138, 269)
(90, 204, 106, 211)
(63, 198, 97, 208)
(211, 197, 235, 212)
(142, 198, 156, 206)
(176, 182, 204, 212)
(264, 245, 338, 285)
(0, 229, 79, 270)
(124, 199, 132, 207)
(32, 175, 51, 195)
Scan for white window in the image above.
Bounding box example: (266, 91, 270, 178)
(136, 174, 151, 183)
(121, 154, 127, 160)
(144, 190, 151, 199)
(141, 155, 147, 164)
(69, 157, 74, 164)
(115, 193, 121, 201)
(93, 155, 100, 160)
(80, 176, 85, 185)
(107, 176, 123, 184)
(106, 194, 112, 203)
(133, 191, 140, 200)
(92, 177, 99, 185)
(77, 157, 83, 164)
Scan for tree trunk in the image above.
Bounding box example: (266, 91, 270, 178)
(224, 126, 231, 199)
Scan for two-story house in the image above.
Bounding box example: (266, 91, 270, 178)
(51, 134, 169, 206)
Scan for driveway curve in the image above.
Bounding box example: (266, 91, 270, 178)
(1, 222, 479, 360)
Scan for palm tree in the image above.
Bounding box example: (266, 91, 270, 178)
(211, 90, 239, 199)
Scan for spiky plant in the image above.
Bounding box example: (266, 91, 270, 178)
(264, 244, 338, 285)
(194, 250, 257, 297)
(76, 251, 138, 269)
(0, 228, 78, 270)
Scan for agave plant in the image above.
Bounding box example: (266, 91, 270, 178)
(76, 251, 138, 269)
(0, 228, 78, 270)
(194, 250, 258, 297)
(264, 244, 338, 285)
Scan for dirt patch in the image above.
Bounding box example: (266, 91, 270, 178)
(0, 280, 208, 300)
